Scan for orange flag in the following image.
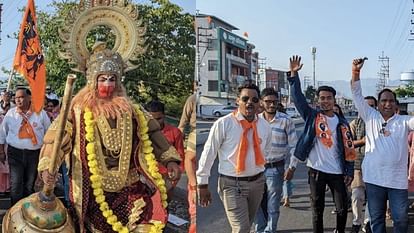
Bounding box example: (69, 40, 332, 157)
(13, 0, 46, 113)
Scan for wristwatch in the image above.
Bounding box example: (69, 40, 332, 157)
(289, 166, 296, 172)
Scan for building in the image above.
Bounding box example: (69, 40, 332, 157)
(258, 68, 289, 106)
(195, 13, 259, 117)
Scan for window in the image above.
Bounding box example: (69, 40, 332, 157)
(208, 60, 218, 71)
(208, 80, 218, 91)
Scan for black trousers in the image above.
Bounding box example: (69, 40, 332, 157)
(308, 168, 348, 233)
(7, 145, 40, 205)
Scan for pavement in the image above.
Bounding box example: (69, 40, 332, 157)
(196, 116, 414, 233)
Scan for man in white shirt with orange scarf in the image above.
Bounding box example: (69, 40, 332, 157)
(351, 58, 414, 233)
(0, 88, 50, 205)
(197, 83, 272, 233)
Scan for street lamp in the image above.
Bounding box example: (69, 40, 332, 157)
(311, 46, 316, 88)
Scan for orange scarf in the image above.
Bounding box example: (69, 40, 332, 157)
(235, 116, 266, 174)
(340, 126, 356, 161)
(315, 113, 355, 161)
(18, 110, 38, 145)
(315, 113, 333, 148)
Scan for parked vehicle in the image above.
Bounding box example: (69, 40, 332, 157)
(286, 107, 300, 118)
(212, 106, 237, 117)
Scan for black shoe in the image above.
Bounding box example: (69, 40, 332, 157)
(350, 224, 361, 233)
(362, 222, 371, 233)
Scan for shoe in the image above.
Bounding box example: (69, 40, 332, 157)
(362, 222, 371, 233)
(350, 224, 361, 233)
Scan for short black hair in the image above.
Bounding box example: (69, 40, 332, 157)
(49, 99, 60, 107)
(261, 88, 277, 99)
(146, 100, 165, 113)
(364, 96, 377, 106)
(316, 86, 336, 97)
(377, 88, 396, 102)
(237, 83, 260, 98)
(16, 87, 31, 96)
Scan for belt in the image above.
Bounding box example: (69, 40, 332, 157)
(8, 145, 40, 152)
(265, 159, 285, 169)
(219, 172, 263, 182)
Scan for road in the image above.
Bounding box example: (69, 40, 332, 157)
(196, 117, 414, 233)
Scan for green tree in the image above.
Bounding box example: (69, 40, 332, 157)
(35, 0, 195, 117)
(395, 84, 414, 98)
(305, 85, 316, 103)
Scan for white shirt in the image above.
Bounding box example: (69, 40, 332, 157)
(196, 111, 272, 185)
(352, 80, 414, 189)
(306, 114, 343, 174)
(0, 107, 51, 150)
(258, 112, 298, 168)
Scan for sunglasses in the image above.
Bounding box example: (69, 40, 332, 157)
(379, 122, 387, 134)
(240, 96, 259, 103)
(263, 100, 277, 105)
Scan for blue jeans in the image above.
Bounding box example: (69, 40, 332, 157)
(365, 183, 408, 233)
(255, 164, 284, 233)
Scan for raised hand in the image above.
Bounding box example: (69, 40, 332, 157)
(352, 57, 367, 73)
(289, 55, 303, 77)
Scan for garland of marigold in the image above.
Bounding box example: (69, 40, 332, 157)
(84, 107, 167, 233)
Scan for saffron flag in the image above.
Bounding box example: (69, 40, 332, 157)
(13, 0, 46, 113)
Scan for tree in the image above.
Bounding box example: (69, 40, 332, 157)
(305, 85, 316, 103)
(35, 0, 195, 117)
(395, 84, 414, 98)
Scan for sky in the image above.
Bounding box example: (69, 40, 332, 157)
(197, 0, 414, 87)
(0, 0, 195, 79)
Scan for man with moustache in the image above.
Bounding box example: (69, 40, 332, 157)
(197, 83, 272, 233)
(39, 44, 182, 232)
(351, 58, 414, 233)
(349, 96, 377, 233)
(285, 56, 355, 233)
(0, 88, 51, 205)
(254, 87, 298, 233)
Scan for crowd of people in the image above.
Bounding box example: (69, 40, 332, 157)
(0, 48, 196, 232)
(197, 56, 414, 233)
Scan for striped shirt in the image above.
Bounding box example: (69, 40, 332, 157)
(259, 111, 298, 168)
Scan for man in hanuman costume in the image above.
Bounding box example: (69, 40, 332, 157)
(39, 42, 182, 232)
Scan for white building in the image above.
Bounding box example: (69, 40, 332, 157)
(195, 14, 258, 117)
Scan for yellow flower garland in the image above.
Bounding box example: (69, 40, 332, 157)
(84, 106, 167, 233)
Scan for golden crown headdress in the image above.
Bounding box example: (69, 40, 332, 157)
(58, 0, 146, 87)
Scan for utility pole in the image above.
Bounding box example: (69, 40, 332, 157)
(376, 51, 390, 94)
(0, 3, 2, 45)
(311, 47, 317, 88)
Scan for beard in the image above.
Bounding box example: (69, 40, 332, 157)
(72, 86, 133, 119)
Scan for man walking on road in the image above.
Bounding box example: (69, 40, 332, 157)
(254, 87, 298, 233)
(197, 83, 272, 233)
(351, 58, 414, 233)
(349, 96, 377, 233)
(0, 88, 51, 205)
(285, 55, 355, 233)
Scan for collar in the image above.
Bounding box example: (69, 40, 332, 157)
(233, 110, 258, 122)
